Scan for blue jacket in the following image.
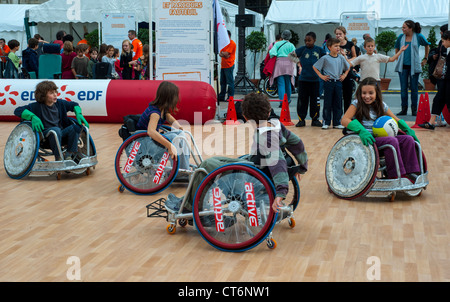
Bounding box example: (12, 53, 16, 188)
(14, 99, 79, 129)
(22, 47, 39, 76)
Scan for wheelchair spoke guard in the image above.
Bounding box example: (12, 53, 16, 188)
(326, 135, 379, 200)
(115, 131, 179, 195)
(193, 164, 277, 252)
(4, 122, 39, 179)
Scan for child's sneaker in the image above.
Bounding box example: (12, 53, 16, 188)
(322, 124, 329, 130)
(333, 125, 345, 129)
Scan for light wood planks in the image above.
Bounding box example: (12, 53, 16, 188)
(0, 121, 449, 282)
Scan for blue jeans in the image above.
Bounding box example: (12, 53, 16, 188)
(277, 75, 292, 104)
(43, 124, 81, 157)
(218, 65, 235, 101)
(322, 80, 343, 126)
(398, 70, 420, 108)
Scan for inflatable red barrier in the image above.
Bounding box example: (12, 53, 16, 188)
(0, 79, 217, 124)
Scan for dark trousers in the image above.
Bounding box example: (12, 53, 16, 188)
(43, 124, 81, 157)
(218, 65, 235, 101)
(323, 80, 343, 126)
(297, 80, 320, 121)
(431, 79, 450, 115)
(342, 75, 353, 112)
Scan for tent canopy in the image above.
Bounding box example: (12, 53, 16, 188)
(0, 4, 36, 32)
(28, 0, 150, 23)
(265, 0, 449, 28)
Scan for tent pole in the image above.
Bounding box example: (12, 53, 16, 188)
(149, 0, 153, 80)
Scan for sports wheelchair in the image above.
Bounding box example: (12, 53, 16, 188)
(144, 154, 300, 252)
(325, 134, 428, 201)
(4, 120, 97, 180)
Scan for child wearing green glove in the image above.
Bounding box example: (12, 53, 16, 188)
(341, 77, 420, 182)
(14, 80, 89, 161)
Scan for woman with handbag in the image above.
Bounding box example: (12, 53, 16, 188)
(394, 20, 430, 116)
(419, 30, 450, 130)
(269, 30, 298, 107)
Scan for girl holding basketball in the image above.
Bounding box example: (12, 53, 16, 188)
(341, 77, 420, 181)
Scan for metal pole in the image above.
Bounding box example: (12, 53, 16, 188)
(149, 0, 153, 80)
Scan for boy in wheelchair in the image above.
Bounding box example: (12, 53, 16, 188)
(164, 92, 308, 215)
(14, 81, 89, 162)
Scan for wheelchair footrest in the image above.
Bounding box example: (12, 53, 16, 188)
(146, 198, 168, 219)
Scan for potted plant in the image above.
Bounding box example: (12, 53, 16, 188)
(422, 27, 438, 91)
(375, 30, 397, 90)
(245, 30, 267, 86)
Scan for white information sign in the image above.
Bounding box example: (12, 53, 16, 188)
(341, 12, 378, 46)
(102, 13, 136, 52)
(155, 0, 212, 84)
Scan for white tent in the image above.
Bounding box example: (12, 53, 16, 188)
(27, 0, 264, 79)
(264, 0, 449, 89)
(0, 4, 37, 57)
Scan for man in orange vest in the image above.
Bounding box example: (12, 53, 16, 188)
(218, 30, 236, 102)
(128, 30, 143, 79)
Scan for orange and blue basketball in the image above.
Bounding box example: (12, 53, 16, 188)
(372, 116, 398, 137)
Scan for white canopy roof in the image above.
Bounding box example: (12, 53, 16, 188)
(28, 0, 150, 23)
(0, 4, 36, 32)
(265, 0, 449, 28)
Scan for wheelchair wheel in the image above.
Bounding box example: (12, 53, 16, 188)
(262, 77, 278, 98)
(4, 122, 39, 179)
(325, 135, 379, 200)
(192, 164, 277, 252)
(287, 176, 300, 211)
(115, 131, 179, 195)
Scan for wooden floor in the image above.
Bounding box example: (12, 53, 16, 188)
(1, 120, 449, 282)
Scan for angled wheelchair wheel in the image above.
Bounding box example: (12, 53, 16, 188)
(4, 122, 39, 179)
(325, 135, 379, 200)
(193, 164, 277, 252)
(115, 131, 179, 195)
(287, 176, 300, 211)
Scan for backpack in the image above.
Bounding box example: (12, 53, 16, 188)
(118, 114, 141, 141)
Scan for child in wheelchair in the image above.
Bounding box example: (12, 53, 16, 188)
(164, 92, 308, 215)
(341, 77, 421, 182)
(14, 80, 89, 162)
(134, 81, 190, 172)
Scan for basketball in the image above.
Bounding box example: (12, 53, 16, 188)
(372, 116, 398, 137)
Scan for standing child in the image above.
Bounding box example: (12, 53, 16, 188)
(135, 81, 189, 170)
(313, 37, 350, 130)
(295, 32, 326, 127)
(341, 77, 420, 182)
(419, 30, 450, 130)
(130, 44, 150, 80)
(22, 38, 39, 77)
(87, 47, 98, 79)
(113, 48, 123, 79)
(71, 44, 90, 79)
(14, 81, 89, 161)
(120, 40, 134, 79)
(349, 37, 408, 82)
(7, 39, 22, 71)
(102, 45, 118, 79)
(60, 41, 76, 79)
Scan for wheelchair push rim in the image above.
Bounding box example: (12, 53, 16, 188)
(325, 135, 379, 200)
(193, 164, 277, 252)
(115, 131, 179, 195)
(4, 122, 39, 179)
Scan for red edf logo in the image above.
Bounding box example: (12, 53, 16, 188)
(57, 85, 76, 102)
(0, 85, 19, 106)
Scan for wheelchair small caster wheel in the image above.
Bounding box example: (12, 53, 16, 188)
(267, 238, 277, 249)
(118, 185, 125, 193)
(178, 219, 188, 228)
(288, 218, 296, 228)
(86, 168, 91, 176)
(56, 172, 62, 180)
(389, 192, 396, 202)
(166, 224, 176, 234)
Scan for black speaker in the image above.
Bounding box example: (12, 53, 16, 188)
(235, 14, 255, 27)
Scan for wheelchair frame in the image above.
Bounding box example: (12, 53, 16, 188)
(326, 134, 428, 201)
(4, 121, 97, 180)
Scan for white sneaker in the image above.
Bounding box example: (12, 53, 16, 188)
(333, 125, 345, 129)
(322, 124, 329, 130)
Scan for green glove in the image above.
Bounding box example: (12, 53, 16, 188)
(347, 119, 375, 146)
(74, 106, 89, 128)
(397, 119, 419, 143)
(21, 109, 44, 132)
